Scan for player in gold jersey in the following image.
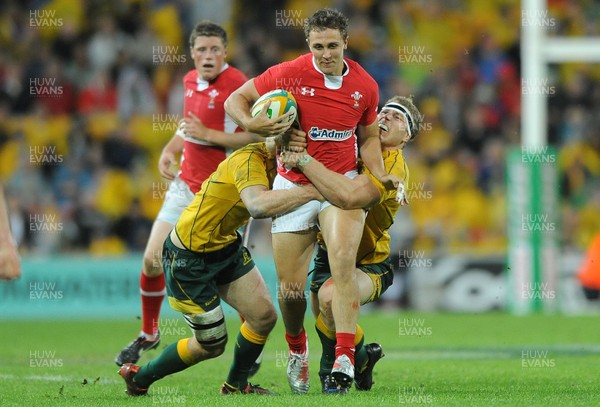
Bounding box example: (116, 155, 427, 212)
(282, 96, 423, 394)
(119, 137, 321, 396)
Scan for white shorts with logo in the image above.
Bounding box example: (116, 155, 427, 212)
(156, 177, 196, 225)
(271, 171, 358, 233)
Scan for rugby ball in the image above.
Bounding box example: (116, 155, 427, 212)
(251, 89, 297, 123)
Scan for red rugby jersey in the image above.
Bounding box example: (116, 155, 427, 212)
(254, 53, 379, 184)
(178, 65, 248, 193)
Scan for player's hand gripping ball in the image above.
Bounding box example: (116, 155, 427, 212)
(251, 89, 297, 123)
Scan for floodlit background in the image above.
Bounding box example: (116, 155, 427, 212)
(1, 0, 599, 317)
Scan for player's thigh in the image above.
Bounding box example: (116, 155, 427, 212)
(316, 268, 380, 306)
(318, 205, 365, 262)
(356, 269, 377, 304)
(357, 260, 394, 304)
(218, 266, 276, 329)
(142, 220, 175, 274)
(144, 178, 193, 274)
(272, 231, 316, 284)
(310, 291, 320, 318)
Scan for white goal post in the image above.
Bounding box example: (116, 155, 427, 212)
(508, 0, 600, 314)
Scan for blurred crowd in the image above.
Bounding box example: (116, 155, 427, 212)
(1, 0, 599, 257)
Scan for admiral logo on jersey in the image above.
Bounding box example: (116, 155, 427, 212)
(308, 127, 353, 141)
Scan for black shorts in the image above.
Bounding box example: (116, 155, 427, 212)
(309, 246, 394, 304)
(163, 233, 255, 314)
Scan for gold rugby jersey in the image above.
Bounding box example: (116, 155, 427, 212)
(357, 149, 409, 264)
(174, 142, 276, 253)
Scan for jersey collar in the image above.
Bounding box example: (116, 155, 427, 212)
(196, 63, 229, 91)
(311, 56, 349, 90)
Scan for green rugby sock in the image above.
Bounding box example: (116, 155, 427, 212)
(225, 323, 267, 389)
(133, 339, 192, 388)
(315, 314, 336, 376)
(354, 324, 368, 373)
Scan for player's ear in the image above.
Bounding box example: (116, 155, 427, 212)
(343, 38, 348, 50)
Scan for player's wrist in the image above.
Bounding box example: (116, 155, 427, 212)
(297, 154, 313, 170)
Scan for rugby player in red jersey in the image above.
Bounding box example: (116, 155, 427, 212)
(225, 8, 399, 394)
(115, 21, 260, 367)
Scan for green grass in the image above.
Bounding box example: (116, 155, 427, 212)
(2, 312, 600, 406)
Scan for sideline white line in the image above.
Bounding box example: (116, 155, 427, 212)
(259, 344, 600, 361)
(0, 373, 119, 384)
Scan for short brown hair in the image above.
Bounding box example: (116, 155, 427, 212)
(189, 21, 228, 48)
(304, 8, 349, 40)
(384, 96, 424, 140)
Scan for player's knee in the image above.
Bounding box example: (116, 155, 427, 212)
(245, 303, 278, 335)
(326, 247, 358, 270)
(142, 251, 163, 276)
(200, 340, 227, 359)
(183, 306, 228, 358)
(318, 280, 334, 317)
(261, 306, 278, 332)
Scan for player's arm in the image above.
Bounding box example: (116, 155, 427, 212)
(182, 112, 263, 149)
(158, 133, 185, 180)
(240, 184, 321, 219)
(357, 122, 399, 190)
(281, 151, 382, 210)
(264, 128, 308, 155)
(224, 79, 293, 136)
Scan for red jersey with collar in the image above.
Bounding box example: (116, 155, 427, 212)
(179, 65, 248, 193)
(253, 53, 379, 184)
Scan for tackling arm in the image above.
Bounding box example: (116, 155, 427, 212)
(240, 184, 321, 219)
(281, 152, 382, 210)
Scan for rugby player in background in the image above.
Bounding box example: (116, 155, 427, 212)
(115, 21, 261, 367)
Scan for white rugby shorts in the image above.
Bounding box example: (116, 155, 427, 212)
(155, 177, 196, 225)
(271, 171, 358, 233)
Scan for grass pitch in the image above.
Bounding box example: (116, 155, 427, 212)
(1, 312, 599, 406)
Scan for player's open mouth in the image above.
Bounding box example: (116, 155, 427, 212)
(203, 64, 214, 68)
(378, 122, 388, 132)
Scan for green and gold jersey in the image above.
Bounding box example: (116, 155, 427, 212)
(357, 149, 409, 264)
(174, 143, 276, 253)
